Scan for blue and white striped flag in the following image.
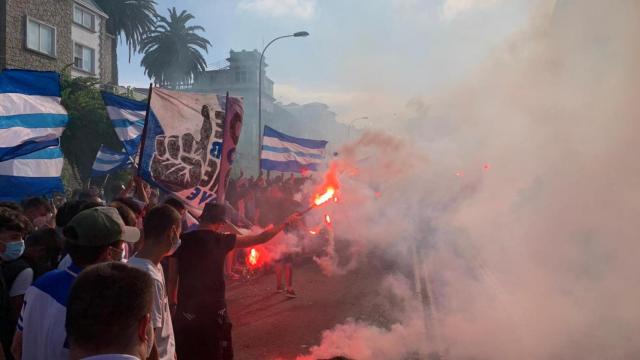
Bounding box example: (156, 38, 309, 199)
(101, 91, 146, 158)
(91, 145, 131, 177)
(0, 70, 68, 161)
(0, 146, 64, 201)
(260, 126, 328, 173)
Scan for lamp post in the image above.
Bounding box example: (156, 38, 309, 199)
(257, 31, 309, 173)
(347, 116, 369, 139)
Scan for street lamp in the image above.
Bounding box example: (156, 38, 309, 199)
(257, 31, 310, 173)
(347, 116, 369, 139)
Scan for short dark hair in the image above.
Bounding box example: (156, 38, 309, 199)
(0, 208, 32, 234)
(64, 243, 110, 267)
(0, 202, 22, 212)
(163, 197, 185, 213)
(66, 262, 153, 354)
(56, 200, 89, 228)
(110, 202, 137, 227)
(200, 203, 226, 225)
(143, 205, 181, 242)
(114, 197, 144, 216)
(22, 197, 51, 212)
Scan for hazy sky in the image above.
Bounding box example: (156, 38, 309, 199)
(117, 0, 536, 123)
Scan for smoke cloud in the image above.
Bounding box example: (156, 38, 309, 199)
(296, 1, 640, 359)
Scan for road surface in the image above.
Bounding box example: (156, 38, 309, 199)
(227, 256, 395, 360)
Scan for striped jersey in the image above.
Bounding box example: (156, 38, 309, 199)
(17, 263, 81, 360)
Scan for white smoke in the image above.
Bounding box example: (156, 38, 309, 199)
(297, 1, 640, 359)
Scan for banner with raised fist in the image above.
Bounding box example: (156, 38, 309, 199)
(138, 88, 242, 216)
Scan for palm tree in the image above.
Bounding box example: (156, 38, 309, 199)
(140, 7, 211, 88)
(94, 0, 157, 83)
(140, 8, 211, 88)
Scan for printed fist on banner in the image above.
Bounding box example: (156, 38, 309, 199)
(151, 105, 213, 192)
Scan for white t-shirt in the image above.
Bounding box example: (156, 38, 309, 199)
(127, 257, 175, 360)
(80, 355, 140, 360)
(9, 268, 33, 296)
(57, 254, 72, 270)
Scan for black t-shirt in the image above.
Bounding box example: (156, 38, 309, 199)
(173, 229, 236, 313)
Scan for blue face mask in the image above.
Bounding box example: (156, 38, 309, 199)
(1, 240, 25, 261)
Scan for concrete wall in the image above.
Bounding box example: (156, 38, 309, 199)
(3, 0, 74, 72)
(0, 1, 6, 68)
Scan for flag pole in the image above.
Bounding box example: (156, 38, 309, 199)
(136, 83, 154, 176)
(102, 173, 111, 189)
(217, 92, 231, 204)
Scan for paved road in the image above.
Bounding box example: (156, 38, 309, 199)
(227, 256, 394, 360)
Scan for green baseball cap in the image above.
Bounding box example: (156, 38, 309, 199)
(65, 207, 140, 247)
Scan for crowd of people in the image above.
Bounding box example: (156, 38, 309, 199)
(0, 171, 309, 360)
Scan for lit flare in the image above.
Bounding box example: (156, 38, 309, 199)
(313, 186, 336, 206)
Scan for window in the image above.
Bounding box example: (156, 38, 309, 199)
(26, 18, 56, 56)
(74, 44, 95, 73)
(235, 70, 249, 83)
(73, 6, 95, 30)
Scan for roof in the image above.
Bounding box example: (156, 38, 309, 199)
(74, 0, 109, 18)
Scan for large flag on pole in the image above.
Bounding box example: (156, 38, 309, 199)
(0, 146, 64, 201)
(101, 91, 146, 158)
(91, 145, 131, 177)
(138, 88, 241, 216)
(260, 126, 328, 173)
(0, 70, 68, 161)
(216, 94, 243, 204)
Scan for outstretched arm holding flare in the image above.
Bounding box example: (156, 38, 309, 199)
(235, 212, 301, 248)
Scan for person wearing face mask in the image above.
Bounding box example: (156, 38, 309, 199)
(11, 207, 140, 360)
(66, 262, 155, 360)
(0, 208, 32, 360)
(128, 205, 182, 360)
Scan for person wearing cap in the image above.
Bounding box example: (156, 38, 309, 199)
(11, 207, 140, 360)
(169, 203, 299, 360)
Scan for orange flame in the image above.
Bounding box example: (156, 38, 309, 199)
(324, 214, 332, 225)
(309, 230, 318, 235)
(248, 248, 259, 266)
(314, 186, 336, 206)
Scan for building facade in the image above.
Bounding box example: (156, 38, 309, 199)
(0, 0, 116, 85)
(193, 50, 274, 173)
(192, 49, 348, 175)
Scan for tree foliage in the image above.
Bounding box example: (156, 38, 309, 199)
(94, 0, 157, 61)
(140, 7, 211, 88)
(60, 74, 123, 187)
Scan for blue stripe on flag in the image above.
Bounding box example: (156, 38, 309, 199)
(15, 147, 63, 160)
(91, 145, 131, 177)
(101, 91, 146, 157)
(261, 145, 324, 160)
(101, 91, 147, 111)
(260, 159, 319, 173)
(0, 138, 60, 162)
(0, 175, 63, 201)
(0, 113, 68, 129)
(111, 119, 145, 128)
(94, 158, 125, 165)
(0, 70, 61, 97)
(263, 126, 328, 150)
